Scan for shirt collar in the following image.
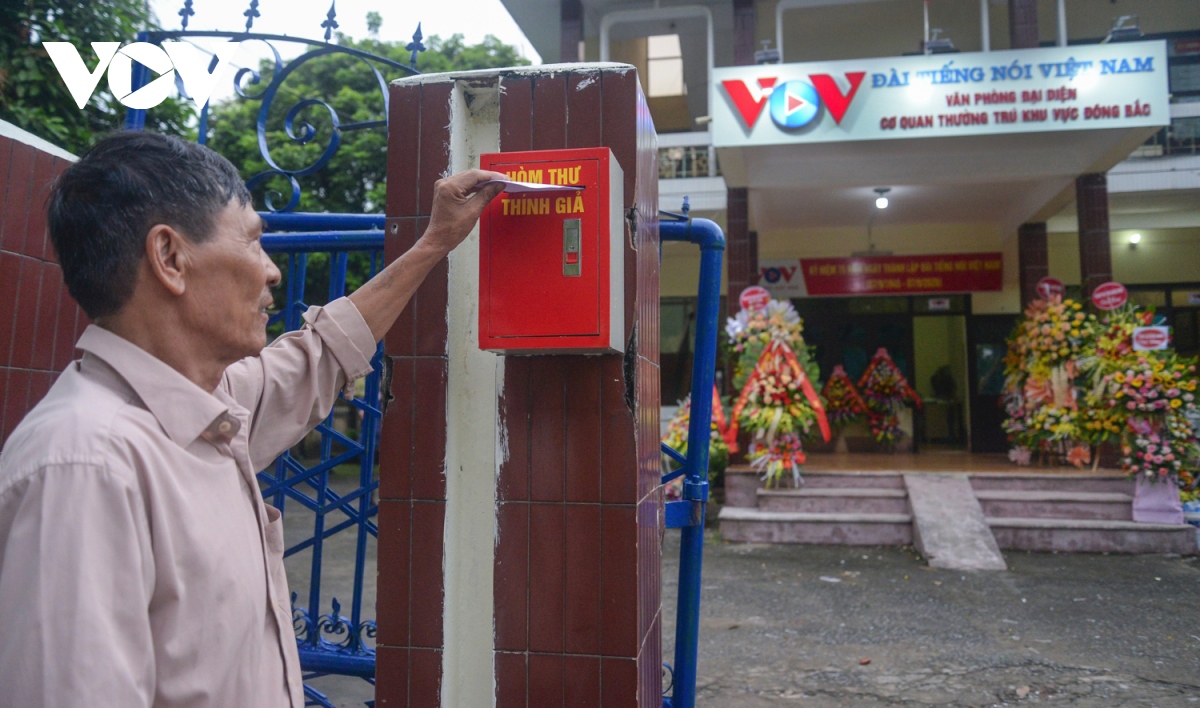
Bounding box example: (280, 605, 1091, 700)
(76, 325, 240, 447)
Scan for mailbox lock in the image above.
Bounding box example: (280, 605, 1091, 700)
(563, 218, 582, 277)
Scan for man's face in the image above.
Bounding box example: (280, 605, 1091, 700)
(181, 200, 280, 361)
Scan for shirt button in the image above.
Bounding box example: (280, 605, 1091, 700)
(217, 420, 233, 433)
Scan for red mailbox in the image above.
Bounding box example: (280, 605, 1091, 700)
(478, 147, 625, 354)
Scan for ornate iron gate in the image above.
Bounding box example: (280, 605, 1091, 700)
(124, 6, 422, 705)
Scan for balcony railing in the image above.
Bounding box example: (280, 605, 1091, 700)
(659, 145, 720, 179)
(1133, 115, 1200, 158)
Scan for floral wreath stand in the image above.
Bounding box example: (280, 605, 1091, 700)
(857, 348, 922, 452)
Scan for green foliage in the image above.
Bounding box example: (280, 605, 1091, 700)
(196, 27, 529, 300)
(0, 0, 193, 154)
(416, 34, 531, 74)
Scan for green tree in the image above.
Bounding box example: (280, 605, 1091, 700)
(195, 25, 530, 301)
(0, 0, 193, 154)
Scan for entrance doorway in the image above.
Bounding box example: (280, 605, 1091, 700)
(912, 314, 968, 449)
(795, 295, 975, 449)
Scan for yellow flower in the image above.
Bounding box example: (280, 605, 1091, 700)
(1114, 373, 1126, 383)
(1171, 399, 1182, 408)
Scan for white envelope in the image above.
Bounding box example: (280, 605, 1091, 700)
(475, 179, 584, 193)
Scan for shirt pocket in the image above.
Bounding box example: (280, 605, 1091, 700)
(263, 503, 286, 559)
(263, 504, 292, 610)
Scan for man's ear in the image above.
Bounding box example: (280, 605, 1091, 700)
(144, 224, 190, 297)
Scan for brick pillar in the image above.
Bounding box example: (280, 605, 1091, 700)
(1008, 0, 1040, 49)
(733, 0, 757, 66)
(560, 0, 583, 63)
(727, 0, 757, 314)
(726, 188, 753, 317)
(377, 77, 454, 707)
(379, 65, 662, 707)
(1017, 222, 1048, 306)
(1076, 173, 1113, 302)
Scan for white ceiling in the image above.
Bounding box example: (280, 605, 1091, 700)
(718, 126, 1158, 235)
(1048, 188, 1200, 232)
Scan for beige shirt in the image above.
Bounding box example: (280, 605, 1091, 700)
(0, 298, 377, 708)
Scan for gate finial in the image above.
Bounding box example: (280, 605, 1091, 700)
(321, 1, 339, 42)
(243, 0, 260, 32)
(406, 23, 426, 69)
(178, 0, 195, 30)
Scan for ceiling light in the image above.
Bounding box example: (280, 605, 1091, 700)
(874, 187, 891, 210)
(1129, 233, 1141, 244)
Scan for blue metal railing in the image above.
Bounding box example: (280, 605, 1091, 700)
(257, 214, 385, 694)
(658, 201, 725, 708)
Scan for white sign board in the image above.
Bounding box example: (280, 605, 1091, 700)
(713, 41, 1169, 148)
(1132, 326, 1170, 351)
(757, 259, 806, 298)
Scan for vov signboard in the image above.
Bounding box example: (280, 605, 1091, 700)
(713, 40, 1169, 147)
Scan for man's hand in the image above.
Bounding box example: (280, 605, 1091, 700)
(348, 168, 508, 340)
(420, 169, 509, 256)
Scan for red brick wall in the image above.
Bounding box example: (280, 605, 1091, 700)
(0, 131, 81, 448)
(378, 66, 662, 707)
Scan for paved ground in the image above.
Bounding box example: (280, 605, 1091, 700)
(663, 529, 1200, 707)
(278, 475, 377, 708)
(276, 474, 1200, 707)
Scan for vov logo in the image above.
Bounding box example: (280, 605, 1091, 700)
(722, 72, 867, 130)
(43, 41, 247, 110)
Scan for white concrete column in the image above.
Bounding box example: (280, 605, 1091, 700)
(442, 79, 503, 708)
(979, 0, 990, 52)
(1056, 0, 1068, 47)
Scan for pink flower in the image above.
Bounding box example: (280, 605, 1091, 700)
(1127, 401, 1137, 410)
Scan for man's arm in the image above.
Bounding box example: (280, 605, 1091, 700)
(348, 169, 506, 340)
(222, 169, 506, 467)
(0, 465, 155, 708)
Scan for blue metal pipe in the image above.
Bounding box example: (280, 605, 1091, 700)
(658, 215, 724, 708)
(260, 212, 386, 232)
(261, 231, 385, 253)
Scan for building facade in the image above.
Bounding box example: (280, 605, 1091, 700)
(503, 0, 1200, 452)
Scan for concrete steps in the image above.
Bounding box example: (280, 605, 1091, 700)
(975, 490, 1134, 521)
(794, 472, 906, 489)
(721, 470, 912, 545)
(974, 475, 1195, 554)
(970, 472, 1133, 494)
(719, 507, 913, 545)
(757, 487, 909, 514)
(719, 466, 1197, 555)
(988, 517, 1197, 554)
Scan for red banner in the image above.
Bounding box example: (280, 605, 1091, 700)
(800, 253, 1003, 296)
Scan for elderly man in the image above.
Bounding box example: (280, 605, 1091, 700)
(0, 131, 505, 707)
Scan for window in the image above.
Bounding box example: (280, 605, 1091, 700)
(647, 34, 685, 97)
(657, 146, 717, 179)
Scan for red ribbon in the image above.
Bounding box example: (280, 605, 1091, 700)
(821, 366, 868, 415)
(726, 341, 831, 446)
(857, 348, 922, 409)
